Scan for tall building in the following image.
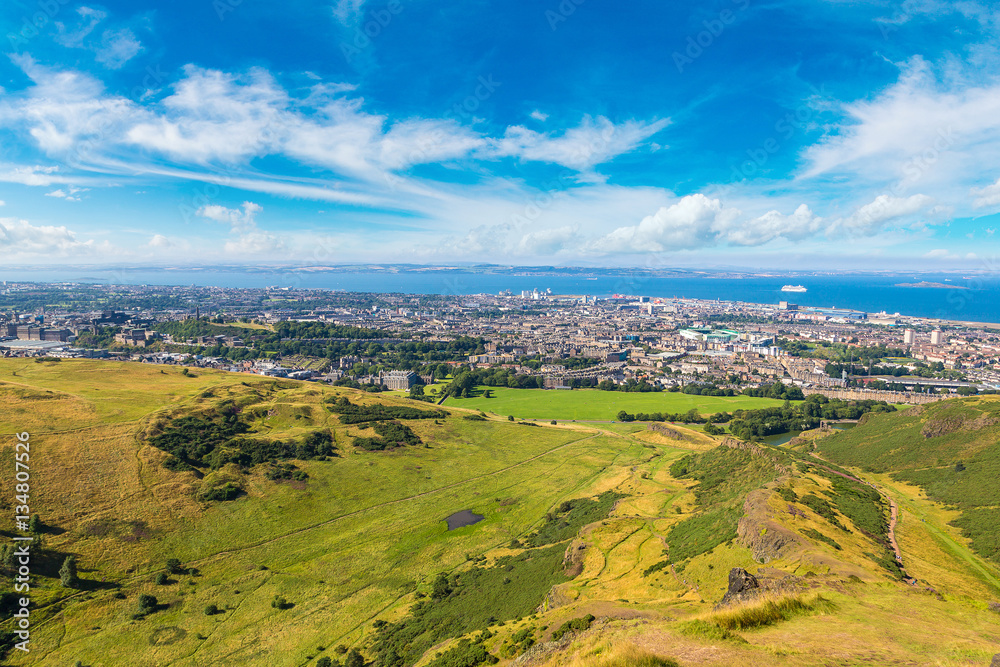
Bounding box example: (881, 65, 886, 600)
(930, 330, 944, 346)
(903, 329, 916, 345)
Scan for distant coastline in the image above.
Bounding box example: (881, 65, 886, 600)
(894, 281, 970, 290)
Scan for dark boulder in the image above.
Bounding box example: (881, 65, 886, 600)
(991, 653, 1000, 667)
(719, 567, 760, 607)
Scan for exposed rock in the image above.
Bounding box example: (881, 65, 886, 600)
(991, 653, 1000, 667)
(988, 600, 1000, 614)
(648, 423, 689, 441)
(921, 414, 997, 439)
(718, 568, 760, 606)
(738, 489, 799, 563)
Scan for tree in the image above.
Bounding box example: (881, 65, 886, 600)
(166, 558, 184, 574)
(431, 572, 451, 599)
(155, 572, 169, 585)
(59, 556, 79, 588)
(316, 658, 333, 667)
(344, 649, 365, 667)
(507, 415, 514, 421)
(138, 594, 158, 614)
(28, 514, 42, 533)
(204, 604, 219, 615)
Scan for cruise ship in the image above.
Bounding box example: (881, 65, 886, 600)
(781, 284, 807, 293)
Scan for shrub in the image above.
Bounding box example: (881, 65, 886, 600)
(137, 594, 158, 615)
(59, 556, 79, 588)
(204, 604, 219, 615)
(155, 572, 169, 585)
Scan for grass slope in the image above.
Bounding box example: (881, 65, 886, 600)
(819, 396, 1000, 568)
(0, 361, 998, 666)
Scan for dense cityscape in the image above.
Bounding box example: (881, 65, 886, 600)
(2, 281, 996, 403)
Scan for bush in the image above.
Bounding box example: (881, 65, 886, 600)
(155, 572, 169, 585)
(137, 594, 157, 615)
(204, 604, 219, 615)
(551, 614, 595, 640)
(344, 649, 364, 667)
(59, 556, 79, 588)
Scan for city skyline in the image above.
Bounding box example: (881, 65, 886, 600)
(1, 0, 999, 268)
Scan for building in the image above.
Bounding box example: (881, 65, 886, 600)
(381, 370, 419, 390)
(114, 329, 158, 347)
(930, 330, 944, 346)
(903, 329, 916, 345)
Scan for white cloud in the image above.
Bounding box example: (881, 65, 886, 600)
(728, 205, 825, 246)
(802, 57, 1000, 199)
(54, 7, 107, 48)
(971, 176, 1000, 208)
(597, 194, 738, 252)
(53, 8, 143, 69)
(95, 28, 143, 69)
(44, 186, 88, 201)
(197, 201, 263, 233)
(838, 193, 935, 235)
(0, 217, 101, 255)
(197, 201, 284, 256)
(148, 234, 171, 248)
(491, 116, 670, 171)
(529, 110, 549, 122)
(924, 248, 960, 260)
(332, 0, 368, 25)
(0, 165, 63, 186)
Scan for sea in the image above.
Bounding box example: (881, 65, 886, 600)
(2, 267, 999, 325)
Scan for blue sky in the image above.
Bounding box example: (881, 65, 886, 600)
(1, 0, 999, 269)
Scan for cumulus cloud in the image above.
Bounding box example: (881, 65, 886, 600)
(728, 205, 825, 246)
(838, 193, 934, 235)
(0, 165, 63, 187)
(971, 176, 1000, 208)
(197, 201, 263, 233)
(597, 194, 738, 252)
(0, 217, 100, 255)
(197, 201, 284, 255)
(148, 234, 171, 248)
(44, 186, 88, 201)
(529, 110, 549, 122)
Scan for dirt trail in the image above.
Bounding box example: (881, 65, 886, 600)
(809, 453, 916, 585)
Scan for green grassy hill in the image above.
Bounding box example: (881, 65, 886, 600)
(0, 359, 997, 666)
(819, 397, 1000, 569)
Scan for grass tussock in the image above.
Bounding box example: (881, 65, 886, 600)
(563, 644, 680, 667)
(677, 619, 747, 643)
(707, 592, 836, 631)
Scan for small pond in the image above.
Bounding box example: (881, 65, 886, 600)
(761, 423, 856, 447)
(446, 509, 484, 531)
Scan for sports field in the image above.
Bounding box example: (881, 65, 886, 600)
(444, 386, 788, 420)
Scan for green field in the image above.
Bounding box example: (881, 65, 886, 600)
(444, 387, 789, 420)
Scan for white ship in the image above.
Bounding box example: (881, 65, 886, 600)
(781, 284, 807, 293)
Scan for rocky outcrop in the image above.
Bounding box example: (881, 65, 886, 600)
(738, 489, 799, 563)
(991, 653, 1000, 667)
(921, 414, 997, 438)
(718, 567, 760, 606)
(649, 423, 690, 440)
